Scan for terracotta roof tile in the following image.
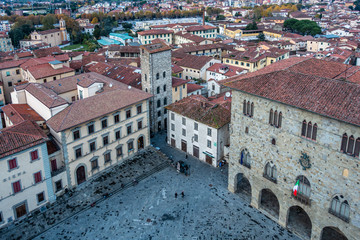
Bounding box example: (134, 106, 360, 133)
(165, 95, 230, 129)
(47, 78, 152, 132)
(187, 83, 204, 94)
(0, 120, 48, 159)
(2, 104, 44, 125)
(224, 57, 360, 126)
(172, 77, 188, 87)
(33, 46, 63, 58)
(177, 54, 213, 70)
(138, 29, 174, 36)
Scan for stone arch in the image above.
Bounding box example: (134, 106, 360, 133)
(259, 188, 280, 219)
(234, 172, 251, 203)
(320, 226, 348, 240)
(75, 163, 87, 185)
(287, 205, 312, 239)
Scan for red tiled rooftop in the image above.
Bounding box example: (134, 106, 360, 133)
(172, 77, 188, 87)
(165, 95, 230, 129)
(2, 104, 44, 125)
(137, 29, 174, 36)
(187, 83, 204, 94)
(224, 57, 360, 127)
(0, 120, 48, 159)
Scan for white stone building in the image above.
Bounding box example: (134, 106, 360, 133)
(166, 95, 231, 167)
(0, 121, 56, 227)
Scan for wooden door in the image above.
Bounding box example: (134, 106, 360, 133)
(193, 146, 199, 158)
(206, 155, 213, 165)
(15, 203, 27, 219)
(137, 136, 144, 149)
(181, 140, 187, 152)
(171, 138, 175, 147)
(50, 159, 57, 172)
(76, 166, 86, 185)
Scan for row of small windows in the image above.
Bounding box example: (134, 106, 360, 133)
(239, 151, 351, 222)
(340, 134, 360, 157)
(269, 109, 282, 128)
(156, 85, 167, 94)
(242, 100, 254, 117)
(157, 98, 168, 108)
(144, 72, 167, 81)
(73, 106, 142, 141)
(301, 120, 317, 141)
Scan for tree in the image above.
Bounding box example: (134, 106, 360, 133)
(216, 15, 225, 20)
(91, 17, 98, 24)
(122, 22, 132, 29)
(41, 14, 57, 30)
(257, 33, 265, 41)
(245, 21, 258, 30)
(93, 25, 101, 39)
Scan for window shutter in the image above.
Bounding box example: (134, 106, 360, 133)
(347, 136, 355, 155)
(312, 124, 317, 141)
(301, 120, 307, 137)
(354, 138, 360, 157)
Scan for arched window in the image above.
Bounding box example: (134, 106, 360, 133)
(354, 138, 360, 157)
(264, 163, 277, 182)
(157, 99, 161, 108)
(306, 122, 312, 138)
(312, 123, 317, 141)
(301, 120, 307, 137)
(269, 109, 273, 125)
(240, 149, 250, 168)
(156, 86, 160, 94)
(163, 71, 166, 78)
(156, 73, 159, 80)
(340, 201, 350, 220)
(271, 138, 276, 145)
(163, 97, 167, 105)
(243, 100, 246, 115)
(145, 88, 148, 92)
(341, 133, 348, 152)
(347, 135, 355, 155)
(330, 196, 350, 222)
(246, 101, 250, 116)
(163, 84, 166, 92)
(274, 110, 278, 127)
(278, 112, 282, 128)
(250, 102, 254, 117)
(331, 196, 341, 214)
(295, 175, 311, 198)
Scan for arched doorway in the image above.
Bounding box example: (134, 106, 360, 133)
(259, 189, 280, 219)
(76, 166, 86, 185)
(287, 206, 312, 239)
(321, 227, 348, 240)
(235, 173, 251, 203)
(137, 136, 144, 150)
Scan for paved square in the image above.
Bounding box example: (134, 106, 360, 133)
(35, 150, 299, 240)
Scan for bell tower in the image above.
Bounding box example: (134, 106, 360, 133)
(59, 18, 68, 42)
(140, 42, 172, 134)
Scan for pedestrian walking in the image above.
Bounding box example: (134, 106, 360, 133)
(181, 191, 184, 198)
(175, 192, 178, 198)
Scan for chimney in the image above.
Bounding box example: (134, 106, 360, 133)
(203, 8, 205, 25)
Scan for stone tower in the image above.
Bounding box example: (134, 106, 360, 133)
(140, 42, 172, 134)
(59, 18, 68, 42)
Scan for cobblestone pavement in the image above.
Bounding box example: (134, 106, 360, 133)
(0, 148, 169, 240)
(31, 132, 299, 240)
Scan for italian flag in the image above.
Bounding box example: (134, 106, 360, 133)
(293, 180, 300, 196)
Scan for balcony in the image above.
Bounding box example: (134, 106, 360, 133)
(292, 191, 311, 206)
(51, 166, 65, 177)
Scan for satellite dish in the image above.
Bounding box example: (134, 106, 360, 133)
(225, 92, 231, 98)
